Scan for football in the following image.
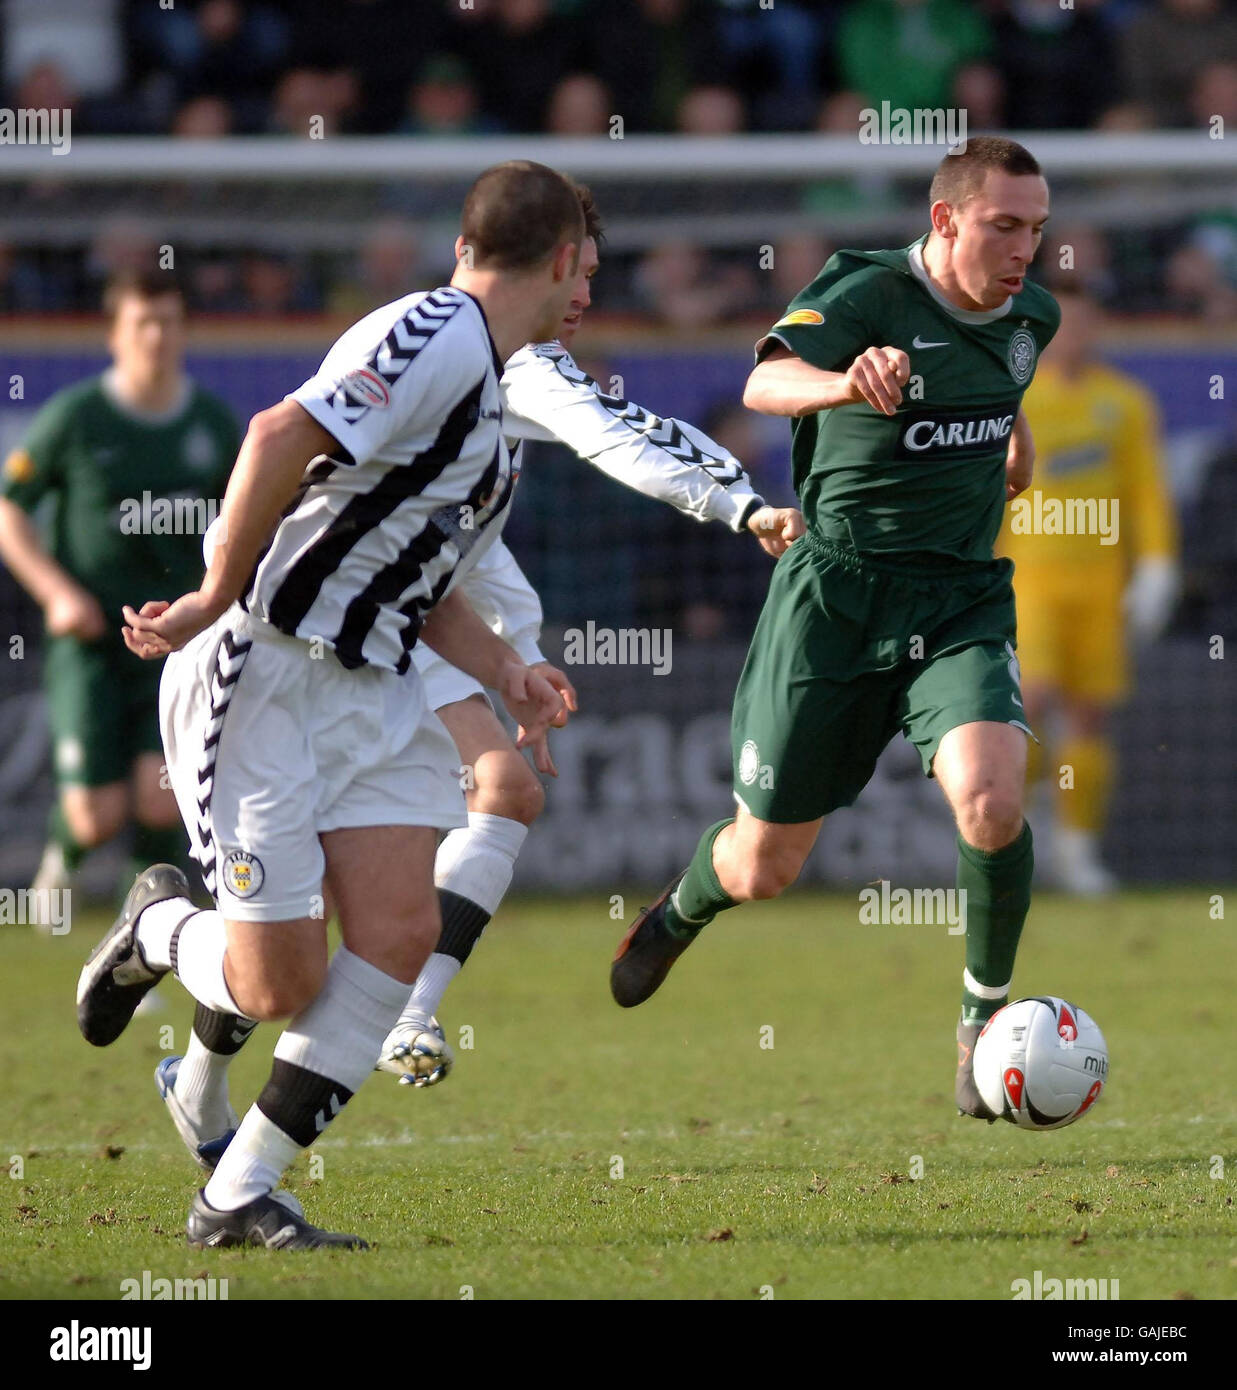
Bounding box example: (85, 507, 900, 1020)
(973, 996, 1108, 1130)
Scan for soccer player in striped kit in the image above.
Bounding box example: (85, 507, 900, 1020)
(76, 162, 582, 1250)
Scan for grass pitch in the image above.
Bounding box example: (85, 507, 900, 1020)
(2, 890, 1234, 1301)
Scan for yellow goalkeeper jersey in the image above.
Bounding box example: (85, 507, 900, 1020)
(998, 360, 1178, 571)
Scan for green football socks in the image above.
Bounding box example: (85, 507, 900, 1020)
(664, 818, 740, 938)
(958, 820, 1034, 1025)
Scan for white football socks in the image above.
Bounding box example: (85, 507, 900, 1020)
(135, 896, 196, 972)
(202, 1106, 300, 1213)
(175, 1031, 236, 1138)
(396, 812, 527, 1031)
(137, 900, 251, 1134)
(399, 952, 460, 1032)
(205, 946, 409, 1211)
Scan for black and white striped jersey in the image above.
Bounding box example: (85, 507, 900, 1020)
(240, 286, 512, 673)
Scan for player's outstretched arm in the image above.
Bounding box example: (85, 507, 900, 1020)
(123, 401, 340, 658)
(502, 345, 766, 533)
(419, 589, 573, 774)
(744, 343, 909, 418)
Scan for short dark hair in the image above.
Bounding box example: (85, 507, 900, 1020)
(930, 137, 1042, 212)
(103, 269, 186, 321)
(570, 178, 605, 249)
(460, 160, 585, 271)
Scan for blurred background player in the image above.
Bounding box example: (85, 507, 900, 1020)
(0, 270, 239, 914)
(998, 284, 1180, 894)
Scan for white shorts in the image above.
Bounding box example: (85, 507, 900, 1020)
(160, 605, 466, 922)
(411, 642, 489, 714)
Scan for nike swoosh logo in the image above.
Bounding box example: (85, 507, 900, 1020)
(912, 335, 950, 349)
(1011, 694, 1023, 708)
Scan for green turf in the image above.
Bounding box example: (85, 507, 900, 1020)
(2, 890, 1234, 1301)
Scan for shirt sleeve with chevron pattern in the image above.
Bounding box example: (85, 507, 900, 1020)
(500, 342, 764, 532)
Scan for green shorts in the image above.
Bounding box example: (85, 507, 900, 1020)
(44, 634, 164, 787)
(731, 531, 1030, 823)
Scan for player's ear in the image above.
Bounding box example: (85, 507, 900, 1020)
(930, 199, 956, 239)
(552, 241, 578, 283)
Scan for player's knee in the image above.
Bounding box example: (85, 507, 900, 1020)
(470, 753, 544, 826)
(237, 969, 323, 1021)
(957, 788, 1024, 852)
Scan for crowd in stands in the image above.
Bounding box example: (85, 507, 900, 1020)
(0, 0, 1233, 320)
(4, 0, 1236, 138)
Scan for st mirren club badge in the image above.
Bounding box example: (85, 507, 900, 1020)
(222, 850, 264, 898)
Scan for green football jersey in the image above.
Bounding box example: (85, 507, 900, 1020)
(1, 373, 238, 620)
(759, 234, 1060, 562)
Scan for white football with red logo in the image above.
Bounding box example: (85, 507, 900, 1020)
(973, 996, 1108, 1130)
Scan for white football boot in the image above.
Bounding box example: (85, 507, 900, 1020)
(376, 1017, 455, 1088)
(155, 1055, 238, 1171)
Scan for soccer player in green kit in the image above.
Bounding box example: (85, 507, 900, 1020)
(611, 138, 1057, 1121)
(0, 271, 238, 908)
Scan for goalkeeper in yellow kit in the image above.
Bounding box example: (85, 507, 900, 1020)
(999, 284, 1179, 894)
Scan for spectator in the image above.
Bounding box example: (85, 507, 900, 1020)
(327, 218, 427, 319)
(401, 54, 492, 136)
(4, 0, 123, 99)
(837, 0, 993, 114)
(710, 0, 827, 130)
(1189, 59, 1237, 131)
(463, 0, 585, 133)
(240, 253, 320, 316)
(1095, 100, 1155, 132)
(288, 0, 442, 132)
(1120, 0, 1237, 127)
(82, 216, 164, 302)
(1041, 223, 1120, 306)
(186, 258, 243, 315)
(12, 60, 78, 121)
(1165, 214, 1237, 322)
(0, 241, 68, 314)
(127, 0, 291, 131)
(676, 84, 746, 134)
(546, 73, 613, 136)
(268, 68, 356, 137)
(952, 61, 1004, 130)
(990, 0, 1116, 130)
(767, 232, 834, 311)
(171, 95, 233, 138)
(802, 90, 902, 217)
(633, 241, 756, 329)
(587, 0, 726, 133)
